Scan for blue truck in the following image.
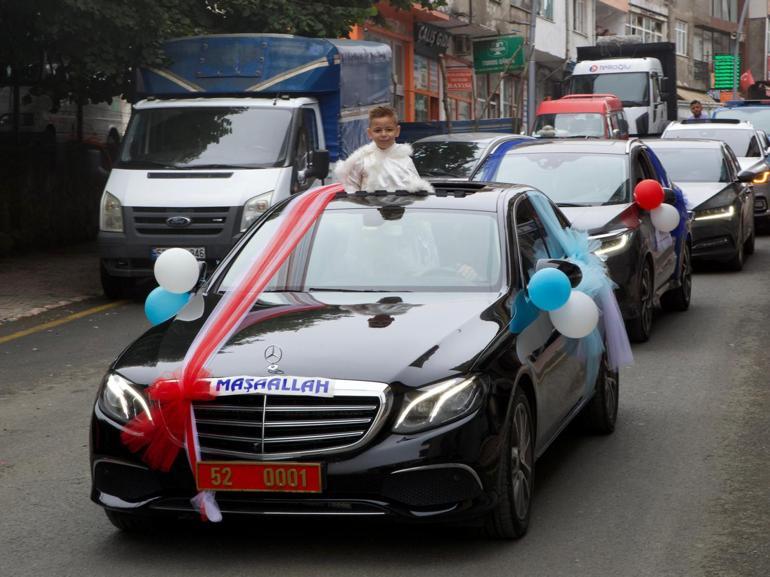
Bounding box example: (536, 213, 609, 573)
(98, 34, 391, 297)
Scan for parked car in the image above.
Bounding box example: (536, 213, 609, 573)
(661, 119, 770, 230)
(91, 182, 619, 539)
(533, 94, 629, 139)
(472, 139, 692, 342)
(645, 139, 756, 270)
(412, 133, 533, 181)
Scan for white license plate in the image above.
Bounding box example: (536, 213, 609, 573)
(151, 247, 206, 260)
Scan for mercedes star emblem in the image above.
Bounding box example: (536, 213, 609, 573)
(264, 345, 283, 364)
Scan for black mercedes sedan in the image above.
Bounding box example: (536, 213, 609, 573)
(91, 182, 619, 539)
(472, 139, 692, 343)
(644, 139, 757, 270)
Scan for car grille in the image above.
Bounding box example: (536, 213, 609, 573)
(130, 207, 231, 236)
(193, 382, 391, 460)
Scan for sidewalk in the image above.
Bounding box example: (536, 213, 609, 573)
(0, 241, 103, 323)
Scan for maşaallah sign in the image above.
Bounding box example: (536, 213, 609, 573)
(473, 35, 525, 74)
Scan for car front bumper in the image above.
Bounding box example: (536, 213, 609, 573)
(691, 214, 740, 261)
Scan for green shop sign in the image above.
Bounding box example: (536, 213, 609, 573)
(473, 35, 525, 74)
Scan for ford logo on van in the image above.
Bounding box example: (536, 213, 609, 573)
(166, 216, 191, 228)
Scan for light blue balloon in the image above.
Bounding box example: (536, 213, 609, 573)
(145, 287, 191, 325)
(527, 268, 571, 311)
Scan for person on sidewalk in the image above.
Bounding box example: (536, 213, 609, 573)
(334, 105, 433, 194)
(688, 100, 705, 120)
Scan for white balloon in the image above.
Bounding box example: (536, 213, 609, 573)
(651, 204, 680, 233)
(549, 290, 599, 339)
(154, 248, 199, 294)
(175, 293, 205, 321)
(516, 312, 554, 362)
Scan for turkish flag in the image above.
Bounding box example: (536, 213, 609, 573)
(740, 70, 756, 93)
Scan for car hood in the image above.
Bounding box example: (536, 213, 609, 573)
(114, 291, 507, 389)
(560, 203, 632, 234)
(674, 182, 725, 210)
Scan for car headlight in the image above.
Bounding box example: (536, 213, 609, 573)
(99, 191, 123, 232)
(97, 372, 151, 423)
(592, 229, 632, 257)
(240, 191, 273, 232)
(753, 171, 770, 184)
(694, 205, 735, 221)
(393, 376, 482, 434)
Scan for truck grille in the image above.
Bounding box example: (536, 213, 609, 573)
(131, 207, 231, 236)
(193, 382, 391, 460)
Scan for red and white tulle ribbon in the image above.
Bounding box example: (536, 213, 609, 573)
(121, 184, 343, 521)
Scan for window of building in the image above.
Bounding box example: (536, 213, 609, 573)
(574, 0, 587, 35)
(711, 0, 738, 22)
(626, 12, 666, 43)
(413, 54, 440, 122)
(538, 0, 554, 21)
(675, 21, 688, 56)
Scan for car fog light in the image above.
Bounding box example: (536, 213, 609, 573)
(98, 372, 151, 423)
(393, 376, 482, 434)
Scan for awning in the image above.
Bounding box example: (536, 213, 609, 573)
(676, 86, 717, 104)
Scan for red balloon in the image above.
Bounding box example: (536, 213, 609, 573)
(634, 179, 664, 210)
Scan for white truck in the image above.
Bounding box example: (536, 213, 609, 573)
(567, 41, 677, 136)
(98, 34, 391, 297)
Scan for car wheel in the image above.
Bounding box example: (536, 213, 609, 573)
(104, 509, 158, 532)
(727, 225, 744, 271)
(744, 225, 755, 255)
(580, 355, 619, 435)
(626, 260, 653, 343)
(485, 388, 533, 540)
(661, 242, 691, 312)
(100, 263, 132, 299)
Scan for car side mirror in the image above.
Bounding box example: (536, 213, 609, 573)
(611, 128, 622, 139)
(306, 149, 330, 180)
(662, 187, 677, 205)
(738, 169, 758, 183)
(538, 259, 583, 288)
(195, 260, 209, 290)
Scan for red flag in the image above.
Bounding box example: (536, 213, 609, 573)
(740, 70, 756, 93)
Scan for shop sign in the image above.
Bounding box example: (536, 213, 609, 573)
(446, 68, 473, 92)
(473, 35, 525, 74)
(414, 22, 450, 58)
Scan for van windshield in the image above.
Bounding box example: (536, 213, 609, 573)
(119, 106, 293, 169)
(570, 73, 649, 107)
(534, 113, 605, 138)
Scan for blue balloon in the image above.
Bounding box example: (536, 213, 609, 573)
(145, 287, 191, 325)
(527, 268, 571, 311)
(509, 291, 539, 334)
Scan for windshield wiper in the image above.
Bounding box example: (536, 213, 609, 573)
(121, 160, 180, 169)
(307, 288, 403, 293)
(556, 202, 591, 207)
(181, 163, 259, 169)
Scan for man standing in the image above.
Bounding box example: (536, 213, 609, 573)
(688, 100, 705, 119)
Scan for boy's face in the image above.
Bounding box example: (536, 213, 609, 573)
(368, 115, 400, 149)
(690, 102, 703, 117)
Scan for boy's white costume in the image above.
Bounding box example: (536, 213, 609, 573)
(334, 142, 434, 194)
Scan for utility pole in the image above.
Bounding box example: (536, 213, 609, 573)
(527, 1, 539, 132)
(733, 0, 749, 100)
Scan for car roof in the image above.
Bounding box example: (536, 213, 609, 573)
(413, 132, 523, 144)
(325, 182, 533, 213)
(644, 138, 723, 150)
(665, 120, 756, 132)
(537, 94, 621, 114)
(499, 139, 632, 155)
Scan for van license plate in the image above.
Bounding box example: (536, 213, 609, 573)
(151, 247, 206, 260)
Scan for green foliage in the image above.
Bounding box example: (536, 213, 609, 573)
(1, 0, 444, 105)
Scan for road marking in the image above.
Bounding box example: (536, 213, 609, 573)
(0, 301, 128, 345)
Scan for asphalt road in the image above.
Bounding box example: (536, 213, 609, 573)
(1, 241, 768, 577)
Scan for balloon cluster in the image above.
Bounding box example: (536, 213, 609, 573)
(633, 180, 680, 233)
(144, 248, 199, 325)
(527, 267, 598, 339)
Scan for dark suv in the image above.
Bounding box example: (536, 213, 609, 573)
(472, 139, 692, 342)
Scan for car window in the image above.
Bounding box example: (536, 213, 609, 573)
(412, 141, 485, 178)
(723, 145, 740, 180)
(746, 135, 762, 158)
(512, 198, 549, 286)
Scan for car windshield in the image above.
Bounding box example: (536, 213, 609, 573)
(569, 73, 649, 107)
(534, 113, 605, 138)
(475, 152, 629, 205)
(412, 142, 485, 178)
(649, 147, 729, 183)
(663, 127, 756, 157)
(713, 108, 770, 133)
(119, 106, 292, 168)
(219, 205, 503, 293)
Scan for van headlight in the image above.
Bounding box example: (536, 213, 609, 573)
(393, 376, 482, 434)
(240, 191, 273, 232)
(99, 191, 123, 232)
(592, 229, 632, 257)
(97, 372, 151, 423)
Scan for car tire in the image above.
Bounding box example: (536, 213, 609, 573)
(727, 225, 744, 271)
(485, 388, 534, 540)
(580, 355, 619, 435)
(100, 263, 132, 299)
(661, 242, 691, 312)
(626, 260, 653, 343)
(744, 225, 755, 255)
(104, 509, 158, 532)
